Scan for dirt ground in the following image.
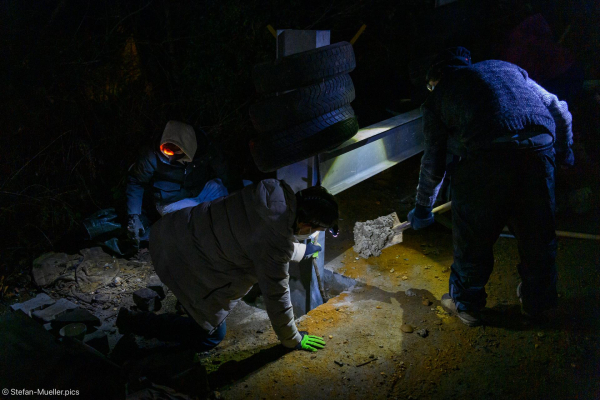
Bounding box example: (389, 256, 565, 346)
(206, 155, 600, 400)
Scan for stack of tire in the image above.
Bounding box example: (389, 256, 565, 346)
(249, 41, 359, 172)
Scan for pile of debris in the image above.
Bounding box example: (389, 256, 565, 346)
(11, 246, 167, 355)
(3, 246, 226, 398)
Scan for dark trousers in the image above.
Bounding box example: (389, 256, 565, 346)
(128, 312, 226, 352)
(449, 145, 558, 315)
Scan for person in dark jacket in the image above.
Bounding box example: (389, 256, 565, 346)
(126, 121, 241, 242)
(117, 180, 336, 352)
(407, 47, 574, 326)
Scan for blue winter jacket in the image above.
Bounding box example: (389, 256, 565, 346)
(126, 133, 237, 215)
(417, 60, 574, 208)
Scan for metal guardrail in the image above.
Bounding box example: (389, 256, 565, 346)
(320, 108, 424, 195)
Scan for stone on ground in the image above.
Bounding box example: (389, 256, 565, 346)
(10, 293, 56, 316)
(147, 275, 167, 299)
(51, 308, 101, 330)
(133, 288, 161, 312)
(32, 298, 78, 322)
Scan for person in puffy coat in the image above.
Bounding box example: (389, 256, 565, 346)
(117, 180, 337, 352)
(125, 120, 241, 242)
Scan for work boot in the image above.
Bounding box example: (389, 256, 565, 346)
(440, 293, 482, 327)
(517, 282, 549, 324)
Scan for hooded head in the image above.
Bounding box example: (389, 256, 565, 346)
(159, 121, 197, 163)
(294, 185, 339, 237)
(426, 46, 472, 85)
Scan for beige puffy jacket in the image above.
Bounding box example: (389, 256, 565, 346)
(150, 179, 304, 348)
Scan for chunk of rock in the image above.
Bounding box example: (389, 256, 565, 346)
(353, 215, 396, 259)
(416, 329, 429, 338)
(400, 324, 414, 333)
(32, 252, 69, 287)
(133, 288, 161, 312)
(147, 275, 167, 299)
(405, 289, 417, 297)
(93, 293, 111, 304)
(32, 298, 78, 322)
(10, 293, 55, 316)
(51, 308, 101, 331)
(422, 299, 432, 306)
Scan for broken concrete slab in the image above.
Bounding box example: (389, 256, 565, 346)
(133, 288, 161, 312)
(76, 247, 121, 292)
(10, 293, 56, 316)
(84, 330, 110, 355)
(147, 275, 167, 299)
(32, 298, 78, 322)
(353, 214, 396, 259)
(51, 308, 101, 331)
(32, 252, 69, 287)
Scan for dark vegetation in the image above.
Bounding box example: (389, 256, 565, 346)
(1, 0, 598, 290)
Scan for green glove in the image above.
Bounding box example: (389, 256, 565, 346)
(295, 331, 326, 352)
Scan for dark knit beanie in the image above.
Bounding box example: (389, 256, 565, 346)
(426, 47, 471, 82)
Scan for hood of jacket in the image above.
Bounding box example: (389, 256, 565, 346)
(251, 179, 297, 242)
(159, 121, 197, 163)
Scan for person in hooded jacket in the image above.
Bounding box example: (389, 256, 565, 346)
(116, 180, 337, 352)
(126, 121, 242, 242)
(407, 47, 574, 327)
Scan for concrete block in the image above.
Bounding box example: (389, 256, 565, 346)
(83, 330, 109, 355)
(32, 298, 78, 322)
(10, 293, 56, 316)
(133, 288, 161, 312)
(147, 275, 167, 299)
(51, 308, 101, 331)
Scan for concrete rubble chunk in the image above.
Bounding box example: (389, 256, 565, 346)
(32, 252, 69, 287)
(133, 288, 161, 312)
(10, 293, 56, 316)
(147, 275, 167, 299)
(32, 298, 78, 322)
(92, 293, 111, 304)
(353, 215, 396, 259)
(83, 330, 110, 355)
(51, 308, 101, 331)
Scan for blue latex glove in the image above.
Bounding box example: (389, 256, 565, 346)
(303, 242, 322, 259)
(407, 205, 435, 230)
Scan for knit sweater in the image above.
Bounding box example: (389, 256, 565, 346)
(416, 60, 573, 208)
